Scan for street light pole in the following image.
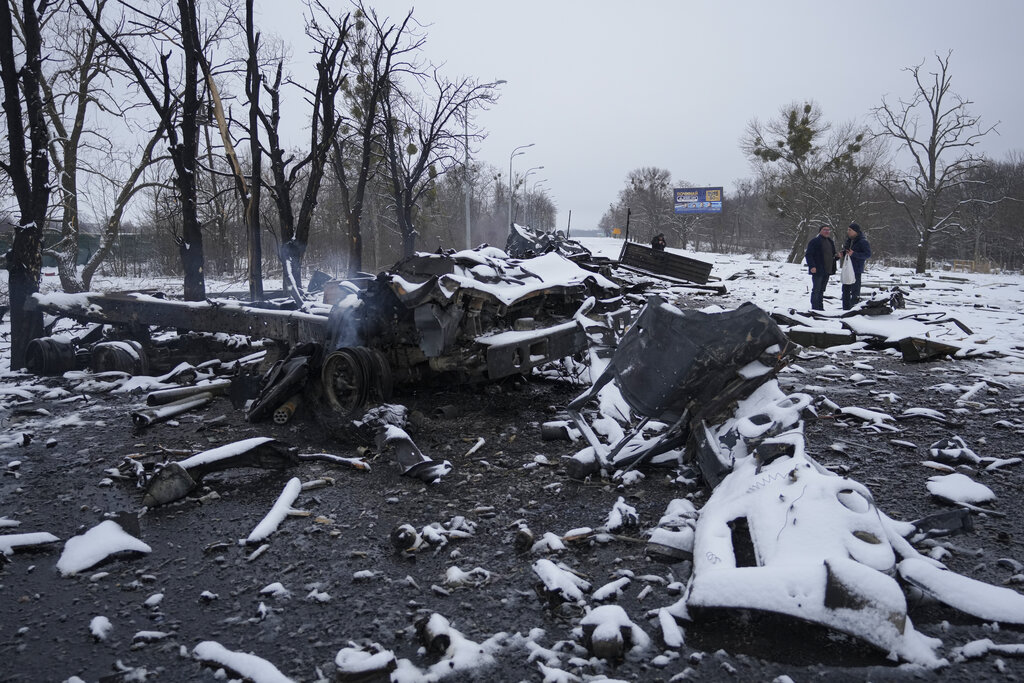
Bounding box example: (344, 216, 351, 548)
(464, 79, 506, 251)
(519, 166, 543, 226)
(508, 143, 534, 230)
(464, 105, 471, 250)
(526, 178, 547, 228)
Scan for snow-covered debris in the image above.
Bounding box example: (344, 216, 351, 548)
(245, 477, 302, 544)
(647, 498, 699, 561)
(404, 612, 501, 680)
(899, 558, 1024, 624)
(531, 532, 567, 554)
(334, 642, 397, 679)
(926, 473, 996, 505)
(533, 559, 591, 603)
(192, 640, 293, 683)
(443, 566, 491, 588)
(928, 436, 981, 465)
(0, 531, 59, 556)
(89, 616, 112, 641)
(985, 457, 1022, 471)
(647, 527, 695, 563)
(258, 582, 290, 598)
(578, 604, 651, 659)
(389, 523, 423, 553)
(376, 425, 452, 484)
(56, 520, 151, 576)
(592, 576, 630, 602)
(952, 638, 1024, 662)
(678, 430, 946, 667)
(132, 630, 169, 644)
(658, 607, 685, 648)
(898, 406, 953, 424)
(838, 405, 897, 430)
(602, 497, 638, 531)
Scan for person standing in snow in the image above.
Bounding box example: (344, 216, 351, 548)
(841, 222, 872, 310)
(804, 225, 837, 311)
(651, 233, 667, 251)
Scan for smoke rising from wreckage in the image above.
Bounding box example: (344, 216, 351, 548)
(1, 233, 1023, 680)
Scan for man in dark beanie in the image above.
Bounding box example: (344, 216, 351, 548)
(841, 222, 872, 310)
(804, 225, 837, 310)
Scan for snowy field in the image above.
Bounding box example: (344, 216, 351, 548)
(1, 241, 1023, 682)
(581, 236, 1024, 382)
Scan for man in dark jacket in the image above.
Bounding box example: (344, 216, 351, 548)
(841, 222, 872, 310)
(652, 233, 667, 251)
(804, 225, 837, 311)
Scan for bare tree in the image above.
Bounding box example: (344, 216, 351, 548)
(0, 0, 55, 368)
(331, 1, 418, 275)
(381, 71, 500, 257)
(241, 0, 262, 299)
(36, 0, 166, 292)
(257, 1, 349, 300)
(742, 101, 869, 263)
(78, 128, 166, 288)
(872, 51, 997, 273)
(77, 0, 214, 300)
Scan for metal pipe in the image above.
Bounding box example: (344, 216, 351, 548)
(508, 143, 534, 229)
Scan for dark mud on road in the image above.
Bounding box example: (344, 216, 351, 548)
(1, 343, 1023, 682)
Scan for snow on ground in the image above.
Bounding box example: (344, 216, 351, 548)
(2, 245, 1024, 679)
(581, 237, 1024, 383)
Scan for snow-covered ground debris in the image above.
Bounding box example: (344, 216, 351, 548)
(245, 477, 302, 544)
(192, 640, 293, 683)
(56, 520, 151, 576)
(926, 473, 997, 505)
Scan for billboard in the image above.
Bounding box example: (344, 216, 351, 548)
(674, 187, 723, 214)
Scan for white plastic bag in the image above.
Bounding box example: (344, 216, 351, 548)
(840, 255, 856, 285)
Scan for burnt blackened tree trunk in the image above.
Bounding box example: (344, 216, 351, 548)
(332, 2, 417, 276)
(243, 0, 263, 300)
(259, 3, 349, 301)
(77, 0, 207, 300)
(0, 0, 53, 369)
(173, 0, 204, 300)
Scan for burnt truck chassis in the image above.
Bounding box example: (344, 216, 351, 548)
(28, 250, 621, 422)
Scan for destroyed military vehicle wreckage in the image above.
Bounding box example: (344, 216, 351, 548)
(28, 245, 626, 429)
(24, 239, 1024, 665)
(559, 294, 1024, 666)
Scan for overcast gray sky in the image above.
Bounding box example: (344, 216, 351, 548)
(266, 0, 1024, 232)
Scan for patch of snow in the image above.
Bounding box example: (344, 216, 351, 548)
(56, 520, 151, 576)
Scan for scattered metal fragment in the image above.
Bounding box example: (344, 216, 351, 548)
(375, 426, 451, 484)
(140, 437, 296, 507)
(145, 379, 231, 406)
(131, 392, 214, 428)
(580, 604, 651, 660)
(295, 453, 369, 471)
(910, 509, 974, 541)
(0, 532, 60, 556)
(272, 393, 302, 424)
(898, 558, 1024, 624)
(569, 297, 796, 475)
(899, 337, 962, 362)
